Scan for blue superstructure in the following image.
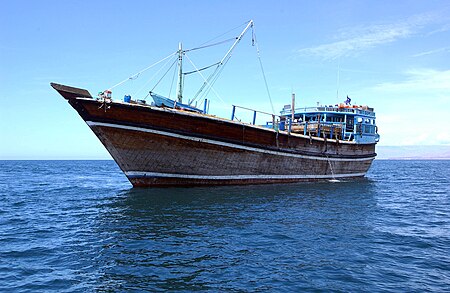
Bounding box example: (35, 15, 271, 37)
(279, 104, 380, 144)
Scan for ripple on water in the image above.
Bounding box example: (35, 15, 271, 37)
(0, 160, 449, 291)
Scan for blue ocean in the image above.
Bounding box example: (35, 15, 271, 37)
(0, 160, 449, 292)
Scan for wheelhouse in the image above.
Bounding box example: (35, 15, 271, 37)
(279, 104, 380, 144)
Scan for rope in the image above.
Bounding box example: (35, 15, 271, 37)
(150, 57, 178, 93)
(191, 39, 238, 102)
(192, 20, 254, 102)
(168, 56, 179, 99)
(253, 27, 275, 114)
(196, 21, 250, 48)
(108, 51, 177, 91)
(183, 62, 220, 75)
(185, 38, 236, 52)
(184, 53, 228, 107)
(132, 54, 178, 98)
(202, 50, 234, 97)
(192, 63, 221, 101)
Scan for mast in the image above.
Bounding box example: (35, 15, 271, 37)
(177, 42, 183, 103)
(289, 92, 295, 134)
(192, 20, 254, 102)
(219, 20, 253, 65)
(291, 92, 295, 122)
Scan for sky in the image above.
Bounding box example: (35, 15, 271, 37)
(1, 0, 450, 159)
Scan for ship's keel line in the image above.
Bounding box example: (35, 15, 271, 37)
(125, 171, 367, 180)
(86, 121, 375, 162)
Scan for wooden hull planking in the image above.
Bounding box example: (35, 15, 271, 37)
(63, 97, 375, 187)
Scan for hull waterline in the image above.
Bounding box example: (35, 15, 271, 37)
(51, 83, 376, 187)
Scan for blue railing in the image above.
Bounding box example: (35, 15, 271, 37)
(231, 105, 279, 130)
(281, 106, 376, 117)
(230, 105, 378, 143)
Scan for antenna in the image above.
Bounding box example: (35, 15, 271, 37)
(336, 58, 340, 101)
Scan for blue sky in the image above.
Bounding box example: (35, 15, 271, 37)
(1, 0, 449, 159)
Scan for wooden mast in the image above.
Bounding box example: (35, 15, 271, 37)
(177, 42, 183, 103)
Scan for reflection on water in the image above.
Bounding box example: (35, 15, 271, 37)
(92, 180, 377, 291)
(2, 160, 449, 291)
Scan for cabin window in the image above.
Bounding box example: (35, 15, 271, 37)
(363, 125, 375, 134)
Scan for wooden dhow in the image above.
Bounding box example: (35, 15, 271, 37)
(52, 20, 379, 187)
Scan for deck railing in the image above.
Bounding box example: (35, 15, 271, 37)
(231, 105, 280, 130)
(281, 106, 375, 117)
(230, 105, 372, 142)
(288, 121, 350, 140)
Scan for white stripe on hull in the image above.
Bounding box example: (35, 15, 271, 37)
(125, 171, 367, 180)
(86, 121, 375, 162)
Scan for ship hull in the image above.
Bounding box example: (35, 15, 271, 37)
(88, 121, 372, 186)
(53, 84, 376, 187)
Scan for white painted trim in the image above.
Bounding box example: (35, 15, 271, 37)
(125, 171, 366, 180)
(86, 121, 375, 162)
(79, 97, 361, 145)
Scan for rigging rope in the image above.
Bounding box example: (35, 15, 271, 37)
(252, 26, 275, 114)
(196, 21, 250, 48)
(132, 54, 178, 98)
(183, 62, 220, 75)
(150, 57, 178, 93)
(168, 56, 179, 99)
(108, 51, 177, 91)
(191, 20, 254, 104)
(192, 62, 221, 102)
(184, 53, 228, 107)
(191, 39, 237, 102)
(114, 19, 273, 117)
(198, 60, 227, 102)
(185, 38, 236, 52)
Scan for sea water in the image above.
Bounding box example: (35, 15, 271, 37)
(0, 160, 449, 291)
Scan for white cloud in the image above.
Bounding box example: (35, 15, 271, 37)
(428, 22, 450, 35)
(374, 69, 450, 92)
(297, 13, 438, 60)
(367, 68, 450, 146)
(376, 112, 449, 146)
(412, 47, 450, 57)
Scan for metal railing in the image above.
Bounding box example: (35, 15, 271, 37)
(281, 106, 376, 117)
(231, 105, 279, 130)
(229, 105, 376, 142)
(288, 121, 349, 140)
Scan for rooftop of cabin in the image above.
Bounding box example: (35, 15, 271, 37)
(280, 104, 376, 118)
